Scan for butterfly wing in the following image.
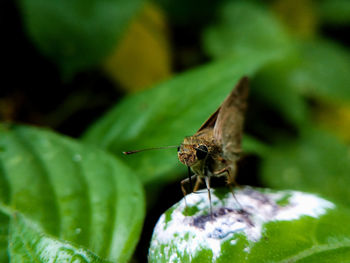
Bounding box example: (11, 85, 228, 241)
(197, 107, 220, 132)
(213, 77, 249, 159)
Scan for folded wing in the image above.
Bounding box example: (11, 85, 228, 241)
(213, 77, 249, 159)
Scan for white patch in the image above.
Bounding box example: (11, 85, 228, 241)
(230, 239, 237, 245)
(149, 187, 335, 262)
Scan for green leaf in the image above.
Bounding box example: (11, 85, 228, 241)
(261, 128, 350, 207)
(149, 187, 350, 262)
(17, 0, 144, 76)
(251, 58, 309, 128)
(8, 212, 109, 263)
(0, 124, 145, 262)
(83, 52, 280, 184)
(290, 40, 350, 102)
(202, 1, 292, 60)
(0, 211, 9, 262)
(318, 0, 350, 25)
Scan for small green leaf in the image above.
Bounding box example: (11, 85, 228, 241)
(8, 212, 109, 263)
(0, 124, 145, 262)
(17, 0, 144, 76)
(149, 187, 350, 262)
(83, 53, 279, 184)
(261, 128, 350, 207)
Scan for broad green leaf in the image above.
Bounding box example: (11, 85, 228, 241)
(8, 212, 109, 263)
(0, 124, 145, 263)
(149, 187, 350, 262)
(261, 128, 350, 207)
(17, 0, 144, 76)
(202, 1, 292, 60)
(83, 52, 280, 184)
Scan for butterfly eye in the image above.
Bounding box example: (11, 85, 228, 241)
(196, 145, 208, 160)
(177, 146, 180, 152)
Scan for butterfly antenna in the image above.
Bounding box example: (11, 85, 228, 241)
(123, 145, 178, 155)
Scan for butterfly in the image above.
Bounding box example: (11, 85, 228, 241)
(177, 77, 249, 216)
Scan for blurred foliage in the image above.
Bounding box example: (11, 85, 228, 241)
(17, 0, 144, 77)
(103, 3, 172, 92)
(153, 0, 226, 26)
(315, 101, 350, 143)
(262, 128, 350, 206)
(203, 1, 292, 60)
(2, 0, 350, 261)
(272, 0, 318, 38)
(318, 0, 350, 25)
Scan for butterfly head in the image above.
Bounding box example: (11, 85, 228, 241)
(177, 137, 209, 167)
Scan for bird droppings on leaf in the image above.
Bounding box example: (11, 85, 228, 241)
(149, 187, 335, 263)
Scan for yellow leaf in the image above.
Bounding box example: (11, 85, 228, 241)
(314, 101, 350, 143)
(103, 3, 172, 92)
(272, 0, 318, 38)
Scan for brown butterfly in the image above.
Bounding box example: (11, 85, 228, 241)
(177, 77, 249, 216)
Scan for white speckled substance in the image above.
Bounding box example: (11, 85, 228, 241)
(149, 187, 335, 262)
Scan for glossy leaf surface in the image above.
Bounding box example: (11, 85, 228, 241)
(0, 125, 145, 262)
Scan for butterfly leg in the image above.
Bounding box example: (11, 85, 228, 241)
(213, 166, 243, 210)
(181, 174, 197, 207)
(204, 176, 213, 220)
(193, 176, 203, 193)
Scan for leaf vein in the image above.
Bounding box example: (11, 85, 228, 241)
(278, 241, 350, 263)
